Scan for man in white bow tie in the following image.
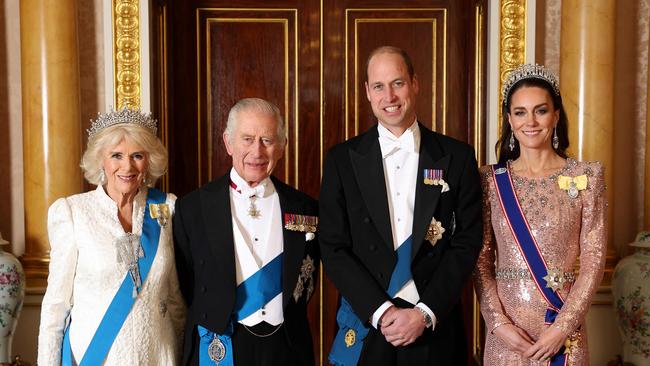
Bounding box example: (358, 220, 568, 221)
(174, 98, 319, 366)
(320, 46, 483, 366)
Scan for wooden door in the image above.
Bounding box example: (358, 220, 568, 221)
(153, 0, 486, 364)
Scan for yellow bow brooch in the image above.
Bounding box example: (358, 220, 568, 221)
(149, 203, 170, 227)
(557, 175, 588, 199)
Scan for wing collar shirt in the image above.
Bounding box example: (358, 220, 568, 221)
(229, 168, 284, 326)
(371, 120, 436, 329)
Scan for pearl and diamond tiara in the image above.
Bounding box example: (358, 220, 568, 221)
(87, 107, 158, 138)
(502, 63, 560, 103)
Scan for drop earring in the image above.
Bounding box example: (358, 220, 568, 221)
(552, 127, 559, 149)
(99, 169, 105, 185)
(509, 132, 515, 151)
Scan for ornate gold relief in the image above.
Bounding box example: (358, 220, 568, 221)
(473, 3, 485, 361)
(113, 0, 141, 109)
(498, 0, 526, 126)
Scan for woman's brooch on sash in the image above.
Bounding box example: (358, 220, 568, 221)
(149, 203, 170, 227)
(425, 218, 445, 247)
(423, 169, 450, 192)
(115, 233, 144, 298)
(557, 175, 588, 199)
(293, 255, 315, 302)
(284, 213, 318, 241)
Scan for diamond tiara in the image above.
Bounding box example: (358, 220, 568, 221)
(502, 63, 560, 103)
(87, 107, 158, 138)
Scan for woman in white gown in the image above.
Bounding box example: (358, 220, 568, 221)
(38, 108, 185, 365)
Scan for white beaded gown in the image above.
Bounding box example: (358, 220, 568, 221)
(38, 185, 185, 365)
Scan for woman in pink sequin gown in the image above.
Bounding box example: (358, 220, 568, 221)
(474, 64, 607, 365)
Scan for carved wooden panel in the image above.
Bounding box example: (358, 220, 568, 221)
(344, 9, 444, 137)
(197, 9, 297, 184)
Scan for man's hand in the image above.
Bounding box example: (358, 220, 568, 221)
(380, 308, 425, 347)
(523, 326, 566, 362)
(493, 323, 534, 355)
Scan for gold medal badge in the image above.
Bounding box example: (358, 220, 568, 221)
(208, 336, 226, 362)
(344, 329, 356, 347)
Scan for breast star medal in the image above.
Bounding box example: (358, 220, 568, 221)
(425, 218, 445, 247)
(293, 255, 316, 302)
(543, 268, 565, 292)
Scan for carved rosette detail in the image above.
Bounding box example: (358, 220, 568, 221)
(499, 0, 526, 117)
(114, 0, 141, 109)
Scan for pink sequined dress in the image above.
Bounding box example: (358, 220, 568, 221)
(474, 158, 607, 365)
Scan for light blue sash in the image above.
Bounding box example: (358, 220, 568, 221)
(61, 188, 166, 366)
(329, 235, 413, 366)
(198, 253, 283, 365)
(492, 164, 568, 365)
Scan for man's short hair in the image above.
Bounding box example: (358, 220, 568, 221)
(365, 46, 415, 81)
(224, 98, 287, 145)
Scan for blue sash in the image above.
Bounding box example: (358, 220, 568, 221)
(61, 188, 166, 366)
(329, 236, 413, 366)
(198, 253, 283, 366)
(492, 164, 568, 365)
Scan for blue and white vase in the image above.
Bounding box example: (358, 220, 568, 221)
(0, 232, 24, 364)
(613, 231, 650, 365)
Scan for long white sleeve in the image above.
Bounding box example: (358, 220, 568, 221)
(38, 198, 78, 366)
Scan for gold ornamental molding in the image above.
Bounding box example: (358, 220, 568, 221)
(113, 0, 142, 109)
(498, 0, 526, 127)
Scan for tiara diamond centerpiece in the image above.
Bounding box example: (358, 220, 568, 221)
(87, 107, 158, 138)
(502, 63, 560, 103)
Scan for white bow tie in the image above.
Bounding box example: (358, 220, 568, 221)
(378, 134, 415, 158)
(243, 185, 265, 199)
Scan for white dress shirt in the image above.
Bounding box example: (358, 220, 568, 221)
(229, 169, 284, 326)
(370, 121, 436, 329)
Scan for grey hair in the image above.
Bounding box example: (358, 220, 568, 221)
(80, 123, 168, 186)
(224, 98, 287, 144)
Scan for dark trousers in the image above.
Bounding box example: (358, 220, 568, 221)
(357, 300, 467, 366)
(232, 322, 298, 366)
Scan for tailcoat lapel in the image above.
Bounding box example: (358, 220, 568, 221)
(200, 175, 237, 292)
(273, 177, 309, 307)
(411, 124, 450, 259)
(350, 125, 393, 250)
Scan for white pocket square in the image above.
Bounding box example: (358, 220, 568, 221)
(440, 180, 450, 193)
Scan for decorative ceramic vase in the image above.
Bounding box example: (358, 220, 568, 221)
(0, 233, 24, 364)
(613, 231, 650, 365)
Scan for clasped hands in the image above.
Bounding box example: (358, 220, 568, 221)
(493, 323, 566, 362)
(379, 305, 426, 347)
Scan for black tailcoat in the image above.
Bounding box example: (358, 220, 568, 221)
(319, 123, 482, 365)
(174, 174, 319, 366)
